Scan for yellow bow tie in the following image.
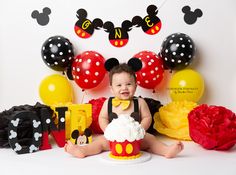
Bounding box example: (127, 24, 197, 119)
(112, 97, 131, 110)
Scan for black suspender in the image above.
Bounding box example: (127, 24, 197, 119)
(133, 98, 139, 113)
(108, 97, 113, 114)
(108, 97, 140, 122)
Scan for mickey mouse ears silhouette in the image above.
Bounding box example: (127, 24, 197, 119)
(104, 57, 142, 72)
(74, 4, 161, 47)
(74, 9, 103, 39)
(31, 7, 51, 26)
(182, 5, 203, 25)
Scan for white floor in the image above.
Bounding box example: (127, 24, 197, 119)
(1, 136, 236, 175)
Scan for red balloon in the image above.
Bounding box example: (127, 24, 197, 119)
(134, 51, 164, 89)
(72, 51, 106, 90)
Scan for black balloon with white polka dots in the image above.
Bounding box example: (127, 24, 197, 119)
(41, 35, 74, 71)
(160, 33, 196, 70)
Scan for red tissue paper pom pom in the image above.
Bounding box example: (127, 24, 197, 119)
(88, 97, 107, 134)
(188, 104, 236, 150)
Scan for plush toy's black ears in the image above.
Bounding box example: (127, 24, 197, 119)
(128, 58, 142, 72)
(71, 130, 79, 139)
(84, 128, 92, 137)
(104, 58, 119, 71)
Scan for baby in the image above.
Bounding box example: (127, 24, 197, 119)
(64, 58, 184, 158)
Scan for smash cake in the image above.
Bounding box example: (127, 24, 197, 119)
(104, 114, 145, 159)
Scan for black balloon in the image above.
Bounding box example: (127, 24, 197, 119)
(41, 36, 74, 71)
(160, 33, 196, 70)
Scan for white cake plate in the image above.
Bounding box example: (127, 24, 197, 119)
(100, 151, 152, 164)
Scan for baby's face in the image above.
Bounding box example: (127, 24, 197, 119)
(110, 72, 137, 100)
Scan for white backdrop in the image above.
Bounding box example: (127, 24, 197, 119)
(1, 0, 236, 111)
(1, 1, 236, 175)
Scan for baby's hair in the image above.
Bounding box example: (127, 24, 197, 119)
(109, 63, 136, 85)
(104, 57, 142, 85)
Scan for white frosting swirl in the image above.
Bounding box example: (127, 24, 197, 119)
(104, 114, 145, 142)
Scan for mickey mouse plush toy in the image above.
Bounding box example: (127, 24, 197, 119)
(71, 128, 92, 145)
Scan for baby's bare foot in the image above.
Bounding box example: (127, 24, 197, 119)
(165, 141, 184, 158)
(64, 141, 86, 158)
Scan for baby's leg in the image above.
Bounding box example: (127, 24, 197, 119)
(141, 133, 184, 158)
(64, 135, 109, 158)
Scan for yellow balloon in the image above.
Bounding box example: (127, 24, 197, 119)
(169, 69, 204, 102)
(39, 74, 73, 106)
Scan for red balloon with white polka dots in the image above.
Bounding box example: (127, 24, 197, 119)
(72, 51, 106, 90)
(134, 51, 164, 90)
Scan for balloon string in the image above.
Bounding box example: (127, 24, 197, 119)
(151, 90, 156, 100)
(165, 71, 173, 104)
(97, 1, 169, 31)
(80, 90, 87, 104)
(158, 0, 169, 10)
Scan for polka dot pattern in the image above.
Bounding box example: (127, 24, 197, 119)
(134, 51, 164, 89)
(41, 36, 74, 71)
(72, 51, 106, 90)
(160, 33, 195, 70)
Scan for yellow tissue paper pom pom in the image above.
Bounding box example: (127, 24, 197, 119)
(154, 101, 197, 140)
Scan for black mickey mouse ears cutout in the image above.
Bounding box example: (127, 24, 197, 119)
(132, 4, 161, 35)
(74, 4, 161, 47)
(128, 58, 142, 72)
(104, 58, 120, 71)
(74, 9, 103, 39)
(104, 58, 142, 72)
(103, 20, 133, 47)
(182, 5, 203, 25)
(31, 7, 51, 26)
